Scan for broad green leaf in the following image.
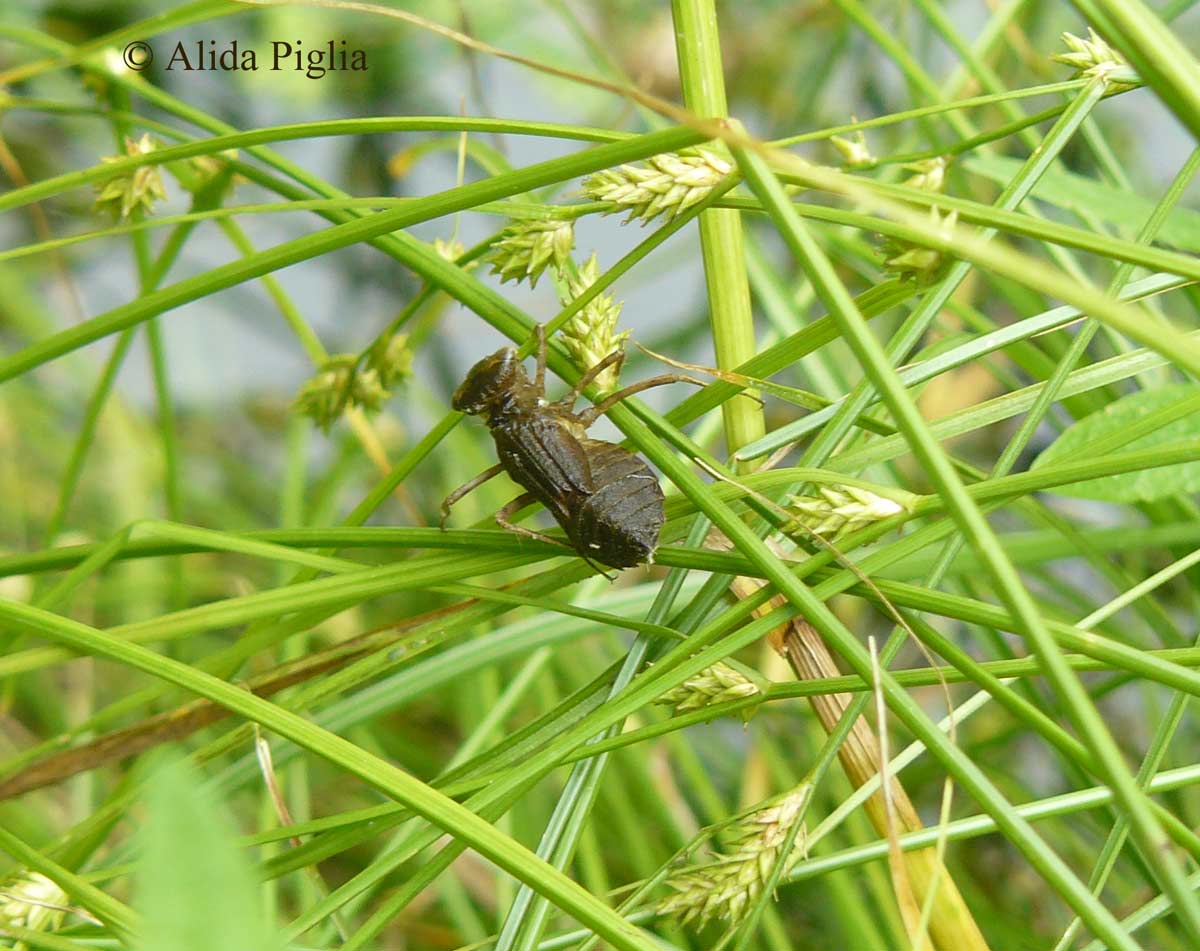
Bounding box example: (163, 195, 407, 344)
(966, 155, 1200, 253)
(134, 755, 278, 951)
(1031, 384, 1200, 502)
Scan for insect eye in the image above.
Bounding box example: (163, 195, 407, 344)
(495, 349, 519, 380)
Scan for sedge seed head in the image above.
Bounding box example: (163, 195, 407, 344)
(582, 148, 732, 225)
(294, 354, 390, 430)
(0, 871, 68, 947)
(830, 129, 875, 169)
(787, 484, 908, 541)
(558, 253, 630, 393)
(656, 662, 762, 715)
(433, 237, 478, 270)
(485, 218, 575, 288)
(94, 133, 168, 220)
(881, 206, 957, 285)
(902, 156, 949, 193)
(659, 786, 810, 928)
(1053, 29, 1136, 86)
(367, 333, 414, 389)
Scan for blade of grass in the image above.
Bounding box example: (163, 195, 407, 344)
(732, 141, 1192, 948)
(0, 598, 672, 951)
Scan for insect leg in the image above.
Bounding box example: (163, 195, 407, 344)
(577, 373, 706, 426)
(553, 348, 627, 410)
(440, 463, 504, 529)
(495, 494, 572, 549)
(496, 497, 616, 578)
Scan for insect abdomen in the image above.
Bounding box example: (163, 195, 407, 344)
(491, 415, 593, 524)
(570, 439, 664, 568)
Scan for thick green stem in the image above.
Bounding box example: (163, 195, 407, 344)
(671, 0, 764, 464)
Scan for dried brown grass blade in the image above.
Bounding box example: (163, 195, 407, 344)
(0, 600, 471, 799)
(711, 530, 990, 951)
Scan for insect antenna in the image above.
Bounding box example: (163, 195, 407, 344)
(582, 554, 618, 582)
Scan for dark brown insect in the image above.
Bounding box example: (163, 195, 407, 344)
(440, 326, 693, 570)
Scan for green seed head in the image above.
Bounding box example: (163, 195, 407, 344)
(295, 354, 390, 430)
(558, 253, 630, 393)
(658, 785, 810, 928)
(94, 133, 168, 220)
(485, 218, 575, 288)
(582, 148, 732, 225)
(787, 484, 909, 541)
(0, 871, 68, 948)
